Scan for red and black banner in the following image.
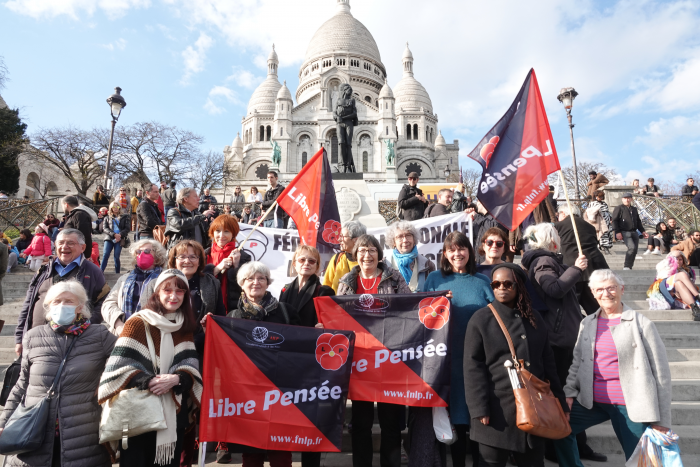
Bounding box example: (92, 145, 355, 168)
(199, 316, 355, 452)
(467, 69, 561, 231)
(278, 148, 342, 249)
(315, 292, 450, 407)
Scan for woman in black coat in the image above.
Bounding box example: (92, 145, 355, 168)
(278, 245, 334, 467)
(464, 263, 567, 466)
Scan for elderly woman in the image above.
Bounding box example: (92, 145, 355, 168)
(99, 269, 202, 467)
(476, 227, 509, 276)
(554, 270, 672, 466)
(323, 220, 366, 292)
(464, 263, 567, 466)
(423, 232, 494, 467)
(335, 234, 410, 467)
(0, 280, 117, 466)
(205, 214, 251, 311)
(280, 245, 335, 327)
(647, 251, 700, 318)
(102, 239, 167, 335)
(384, 220, 435, 292)
(102, 200, 131, 273)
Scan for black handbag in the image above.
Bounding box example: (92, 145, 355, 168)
(0, 336, 78, 455)
(0, 358, 21, 406)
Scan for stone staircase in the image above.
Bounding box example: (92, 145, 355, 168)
(0, 239, 697, 465)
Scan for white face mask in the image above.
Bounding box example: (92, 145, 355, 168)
(50, 304, 77, 325)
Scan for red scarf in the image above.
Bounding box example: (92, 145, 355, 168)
(208, 241, 237, 310)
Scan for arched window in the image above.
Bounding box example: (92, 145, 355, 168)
(266, 126, 271, 141)
(363, 152, 369, 172)
(280, 127, 284, 136)
(413, 124, 419, 141)
(329, 130, 338, 164)
(430, 128, 434, 143)
(406, 124, 412, 140)
(386, 126, 389, 136)
(259, 126, 265, 142)
(302, 152, 308, 167)
(426, 129, 428, 141)
(364, 96, 372, 103)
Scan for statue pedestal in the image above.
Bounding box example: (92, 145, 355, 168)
(334, 180, 387, 228)
(386, 165, 398, 183)
(604, 185, 634, 211)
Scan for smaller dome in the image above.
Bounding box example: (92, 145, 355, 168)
(402, 42, 413, 61)
(233, 132, 243, 149)
(268, 44, 278, 62)
(435, 131, 446, 147)
(277, 81, 293, 101)
(248, 75, 282, 114)
(378, 79, 394, 99)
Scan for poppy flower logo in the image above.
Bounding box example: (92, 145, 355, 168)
(418, 297, 450, 330)
(322, 220, 342, 244)
(316, 333, 350, 371)
(480, 135, 500, 168)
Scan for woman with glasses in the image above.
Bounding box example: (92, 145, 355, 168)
(384, 221, 435, 293)
(464, 263, 567, 467)
(476, 228, 509, 276)
(336, 234, 410, 467)
(102, 239, 167, 335)
(554, 270, 672, 466)
(423, 231, 494, 467)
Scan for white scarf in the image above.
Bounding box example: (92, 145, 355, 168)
(138, 309, 184, 466)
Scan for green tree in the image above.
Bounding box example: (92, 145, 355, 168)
(0, 106, 27, 195)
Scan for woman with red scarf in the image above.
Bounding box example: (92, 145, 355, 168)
(204, 214, 251, 312)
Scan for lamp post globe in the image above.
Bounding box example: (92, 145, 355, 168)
(444, 167, 451, 180)
(104, 87, 126, 188)
(557, 87, 580, 199)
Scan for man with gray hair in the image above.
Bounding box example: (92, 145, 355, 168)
(14, 229, 109, 356)
(62, 195, 97, 259)
(322, 220, 366, 292)
(165, 187, 216, 248)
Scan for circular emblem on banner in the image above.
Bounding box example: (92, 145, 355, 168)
(358, 294, 374, 308)
(418, 297, 450, 330)
(316, 333, 350, 371)
(252, 327, 269, 343)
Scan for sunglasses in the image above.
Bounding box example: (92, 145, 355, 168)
(296, 257, 317, 265)
(485, 240, 504, 248)
(491, 280, 515, 290)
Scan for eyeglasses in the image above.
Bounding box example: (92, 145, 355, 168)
(338, 234, 353, 240)
(296, 257, 317, 265)
(396, 234, 413, 241)
(176, 255, 199, 262)
(357, 248, 378, 256)
(161, 288, 186, 296)
(135, 249, 152, 255)
(485, 240, 505, 248)
(491, 280, 515, 290)
(408, 177, 417, 181)
(245, 277, 268, 284)
(56, 241, 79, 248)
(593, 286, 618, 296)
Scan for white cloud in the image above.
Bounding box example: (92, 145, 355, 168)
(101, 38, 127, 51)
(624, 155, 700, 185)
(180, 32, 213, 84)
(204, 85, 239, 114)
(3, 0, 150, 19)
(636, 115, 700, 149)
(226, 68, 263, 90)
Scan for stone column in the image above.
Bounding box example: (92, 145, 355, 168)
(604, 185, 634, 211)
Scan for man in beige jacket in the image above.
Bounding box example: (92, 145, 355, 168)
(672, 229, 700, 265)
(586, 171, 609, 199)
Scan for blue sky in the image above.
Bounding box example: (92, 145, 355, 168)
(1, 0, 700, 188)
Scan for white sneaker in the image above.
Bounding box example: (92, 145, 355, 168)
(652, 249, 661, 255)
(643, 250, 652, 255)
(623, 267, 631, 270)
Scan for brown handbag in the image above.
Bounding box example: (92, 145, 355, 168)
(488, 304, 571, 440)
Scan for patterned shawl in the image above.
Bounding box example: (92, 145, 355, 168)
(121, 266, 162, 318)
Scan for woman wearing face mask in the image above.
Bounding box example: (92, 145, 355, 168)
(102, 239, 168, 335)
(99, 269, 202, 467)
(205, 214, 250, 312)
(0, 280, 117, 466)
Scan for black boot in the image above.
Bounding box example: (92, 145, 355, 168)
(692, 304, 700, 321)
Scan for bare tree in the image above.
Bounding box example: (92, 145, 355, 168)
(549, 162, 618, 199)
(145, 123, 204, 184)
(94, 122, 151, 188)
(0, 56, 8, 91)
(184, 151, 224, 195)
(460, 167, 482, 198)
(26, 126, 104, 195)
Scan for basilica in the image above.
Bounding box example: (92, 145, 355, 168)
(223, 0, 459, 183)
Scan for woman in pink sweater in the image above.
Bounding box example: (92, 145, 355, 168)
(20, 223, 52, 271)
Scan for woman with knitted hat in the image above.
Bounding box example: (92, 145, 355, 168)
(99, 269, 202, 467)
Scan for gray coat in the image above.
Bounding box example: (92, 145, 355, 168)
(0, 324, 117, 467)
(564, 305, 672, 428)
(337, 262, 411, 295)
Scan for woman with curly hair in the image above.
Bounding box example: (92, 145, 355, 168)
(647, 250, 700, 319)
(464, 263, 567, 466)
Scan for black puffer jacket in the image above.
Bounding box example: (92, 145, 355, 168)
(397, 184, 426, 221)
(520, 249, 583, 350)
(164, 204, 209, 249)
(0, 324, 117, 467)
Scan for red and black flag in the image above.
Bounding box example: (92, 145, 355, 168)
(467, 69, 561, 231)
(199, 316, 355, 452)
(315, 292, 450, 407)
(278, 148, 341, 249)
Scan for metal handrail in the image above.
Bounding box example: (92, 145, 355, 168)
(630, 194, 699, 231)
(0, 197, 62, 237)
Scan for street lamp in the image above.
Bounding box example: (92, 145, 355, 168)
(104, 87, 126, 189)
(557, 87, 580, 199)
(444, 166, 451, 180)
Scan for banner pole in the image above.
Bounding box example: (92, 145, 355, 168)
(557, 170, 583, 256)
(199, 441, 207, 467)
(237, 200, 279, 251)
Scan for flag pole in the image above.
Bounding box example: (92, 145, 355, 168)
(557, 170, 582, 255)
(237, 200, 278, 251)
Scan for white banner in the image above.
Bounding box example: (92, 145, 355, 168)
(234, 213, 472, 297)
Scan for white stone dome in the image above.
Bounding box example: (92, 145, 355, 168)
(303, 1, 382, 66)
(435, 130, 446, 147)
(248, 76, 282, 114)
(277, 81, 293, 101)
(379, 79, 394, 99)
(232, 132, 243, 149)
(393, 43, 433, 113)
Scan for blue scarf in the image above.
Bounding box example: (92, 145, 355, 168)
(393, 247, 418, 285)
(121, 266, 162, 318)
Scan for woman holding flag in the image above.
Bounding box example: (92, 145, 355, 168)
(205, 214, 251, 311)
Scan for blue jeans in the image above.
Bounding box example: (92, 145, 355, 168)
(101, 240, 122, 273)
(554, 400, 647, 467)
(263, 218, 285, 229)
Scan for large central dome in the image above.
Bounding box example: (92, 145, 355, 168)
(303, 0, 383, 66)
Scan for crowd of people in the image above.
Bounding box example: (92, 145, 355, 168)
(0, 170, 683, 467)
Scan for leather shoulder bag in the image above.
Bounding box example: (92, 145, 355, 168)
(488, 303, 571, 440)
(99, 319, 167, 448)
(0, 335, 79, 455)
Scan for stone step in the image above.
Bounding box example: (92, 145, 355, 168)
(651, 321, 700, 334)
(663, 334, 700, 349)
(671, 402, 700, 425)
(671, 362, 700, 379)
(667, 349, 700, 362)
(674, 380, 700, 401)
(585, 423, 700, 455)
(638, 309, 693, 321)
